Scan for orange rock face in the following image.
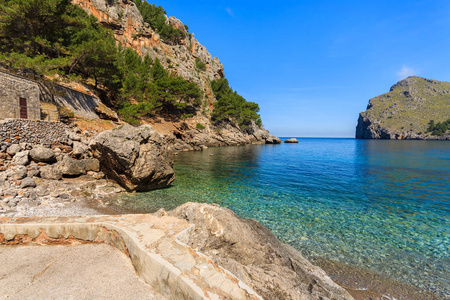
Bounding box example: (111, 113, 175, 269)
(71, 0, 224, 101)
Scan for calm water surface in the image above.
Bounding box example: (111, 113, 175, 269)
(116, 139, 450, 298)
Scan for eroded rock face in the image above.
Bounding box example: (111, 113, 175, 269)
(170, 202, 354, 300)
(90, 124, 174, 192)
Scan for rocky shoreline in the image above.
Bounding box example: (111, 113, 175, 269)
(0, 118, 280, 218)
(0, 119, 359, 299)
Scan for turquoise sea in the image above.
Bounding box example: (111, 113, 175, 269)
(114, 138, 450, 299)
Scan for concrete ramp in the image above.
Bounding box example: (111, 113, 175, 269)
(0, 214, 262, 300)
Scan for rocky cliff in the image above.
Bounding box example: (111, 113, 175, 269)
(72, 0, 280, 146)
(73, 0, 223, 110)
(356, 76, 450, 140)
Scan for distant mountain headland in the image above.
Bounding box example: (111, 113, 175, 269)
(356, 76, 450, 140)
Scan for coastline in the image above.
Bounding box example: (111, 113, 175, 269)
(1, 123, 447, 299)
(3, 174, 444, 300)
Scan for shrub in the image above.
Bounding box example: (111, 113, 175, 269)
(196, 123, 205, 130)
(195, 58, 206, 72)
(427, 119, 450, 136)
(181, 113, 193, 120)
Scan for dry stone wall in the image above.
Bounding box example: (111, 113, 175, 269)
(0, 119, 69, 146)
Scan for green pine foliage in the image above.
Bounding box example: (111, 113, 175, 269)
(427, 119, 450, 136)
(117, 53, 202, 124)
(195, 58, 206, 72)
(210, 79, 262, 128)
(131, 0, 185, 44)
(0, 0, 202, 125)
(0, 0, 262, 128)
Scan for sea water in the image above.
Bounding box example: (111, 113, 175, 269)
(115, 139, 449, 298)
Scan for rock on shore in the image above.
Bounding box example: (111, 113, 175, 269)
(90, 124, 175, 192)
(170, 202, 353, 300)
(285, 138, 299, 143)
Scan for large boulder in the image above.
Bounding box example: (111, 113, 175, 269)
(170, 203, 353, 300)
(285, 138, 299, 143)
(90, 124, 175, 192)
(29, 147, 56, 163)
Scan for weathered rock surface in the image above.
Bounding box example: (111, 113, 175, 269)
(6, 144, 20, 156)
(29, 147, 56, 163)
(166, 120, 282, 152)
(39, 164, 63, 180)
(170, 202, 354, 300)
(285, 138, 299, 143)
(12, 150, 29, 166)
(90, 124, 175, 192)
(356, 76, 450, 140)
(61, 156, 86, 177)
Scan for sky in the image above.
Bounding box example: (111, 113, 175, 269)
(150, 0, 450, 137)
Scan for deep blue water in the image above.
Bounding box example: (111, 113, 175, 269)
(116, 138, 450, 297)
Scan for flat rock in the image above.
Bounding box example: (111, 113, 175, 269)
(39, 164, 63, 180)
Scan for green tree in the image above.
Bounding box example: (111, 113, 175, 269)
(131, 0, 185, 44)
(210, 79, 262, 127)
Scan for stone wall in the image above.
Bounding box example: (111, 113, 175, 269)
(0, 71, 41, 120)
(0, 119, 69, 146)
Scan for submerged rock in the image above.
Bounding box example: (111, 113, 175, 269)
(90, 124, 175, 192)
(170, 202, 353, 300)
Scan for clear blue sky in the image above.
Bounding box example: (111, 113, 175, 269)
(152, 0, 450, 137)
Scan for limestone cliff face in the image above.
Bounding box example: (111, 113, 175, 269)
(356, 76, 450, 140)
(72, 0, 281, 146)
(72, 0, 224, 107)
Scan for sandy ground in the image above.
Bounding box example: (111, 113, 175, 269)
(0, 244, 164, 300)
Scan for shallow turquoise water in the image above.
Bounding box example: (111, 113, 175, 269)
(116, 139, 450, 297)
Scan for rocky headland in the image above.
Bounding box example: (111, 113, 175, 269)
(356, 76, 450, 140)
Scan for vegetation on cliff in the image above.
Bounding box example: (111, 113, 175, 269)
(131, 0, 186, 44)
(211, 78, 262, 127)
(0, 0, 201, 120)
(356, 76, 450, 139)
(0, 0, 263, 129)
(427, 119, 450, 136)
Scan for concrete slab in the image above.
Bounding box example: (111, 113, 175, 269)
(0, 244, 163, 299)
(0, 214, 263, 300)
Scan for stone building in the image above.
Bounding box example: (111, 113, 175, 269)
(0, 70, 41, 120)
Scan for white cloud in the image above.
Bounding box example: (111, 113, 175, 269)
(225, 7, 234, 17)
(397, 65, 417, 79)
